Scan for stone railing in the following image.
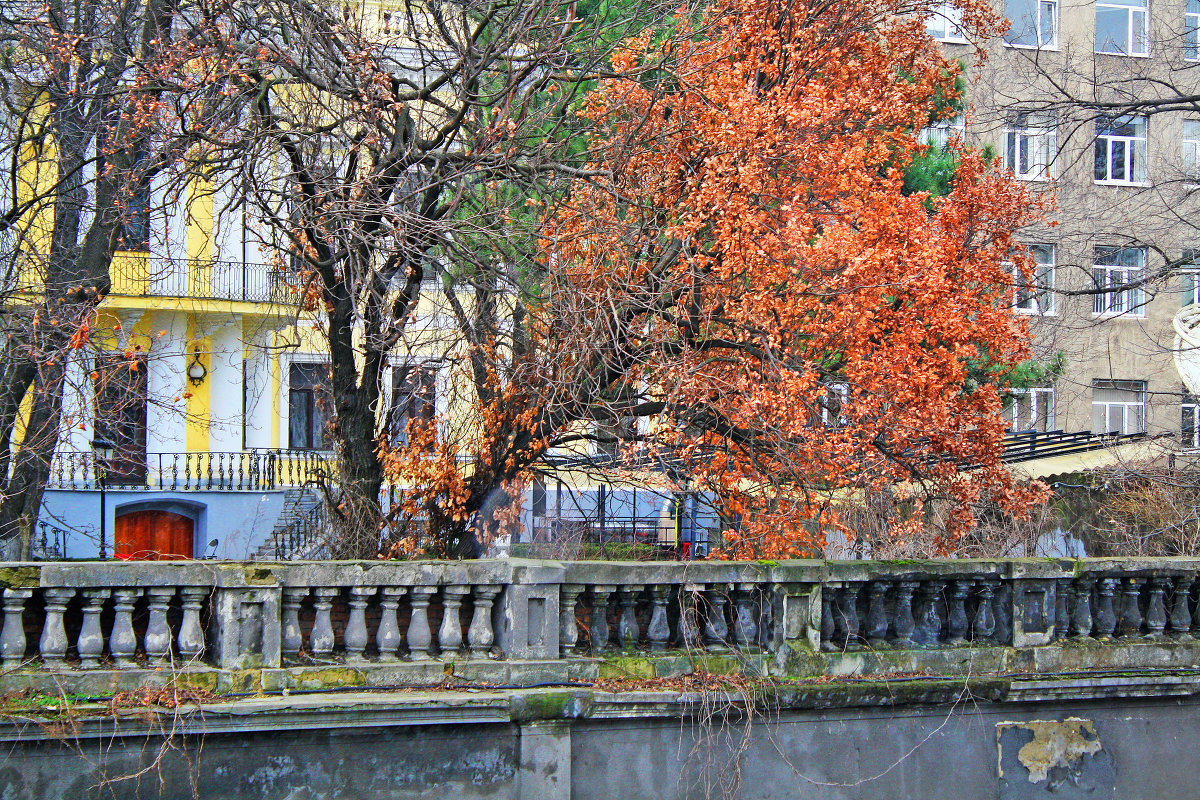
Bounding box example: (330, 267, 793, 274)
(4, 558, 1200, 693)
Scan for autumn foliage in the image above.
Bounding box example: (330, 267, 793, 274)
(541, 0, 1048, 556)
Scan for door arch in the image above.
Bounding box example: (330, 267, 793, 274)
(114, 509, 194, 560)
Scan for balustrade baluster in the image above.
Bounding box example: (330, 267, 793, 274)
(559, 584, 584, 657)
(1146, 578, 1168, 638)
(993, 583, 1013, 645)
(912, 581, 943, 648)
(892, 581, 918, 648)
(468, 585, 500, 658)
(1170, 577, 1193, 639)
(835, 584, 861, 651)
(1054, 578, 1072, 641)
(238, 454, 246, 490)
(865, 581, 889, 648)
(206, 454, 214, 489)
(39, 588, 74, 667)
(182, 453, 190, 489)
(1092, 578, 1116, 639)
(703, 587, 730, 651)
(646, 586, 671, 652)
(407, 586, 436, 660)
(972, 581, 996, 643)
(1070, 578, 1096, 639)
(588, 587, 614, 652)
(673, 585, 699, 650)
(344, 587, 376, 662)
(1118, 578, 1145, 638)
(732, 585, 758, 651)
(309, 588, 338, 657)
(110, 589, 140, 667)
(144, 587, 176, 664)
(77, 589, 110, 668)
(757, 587, 774, 649)
(376, 588, 406, 660)
(616, 586, 643, 649)
(178, 587, 207, 661)
(281, 588, 307, 659)
(439, 586, 469, 659)
(946, 581, 970, 645)
(1, 589, 32, 668)
(819, 586, 836, 652)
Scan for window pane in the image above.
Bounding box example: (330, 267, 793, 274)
(1095, 7, 1128, 53)
(289, 390, 311, 449)
(1111, 139, 1126, 181)
(1040, 0, 1057, 44)
(1006, 0, 1039, 45)
(1095, 139, 1109, 180)
(1131, 9, 1147, 53)
(1131, 138, 1147, 181)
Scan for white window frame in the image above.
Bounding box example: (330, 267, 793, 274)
(1005, 0, 1059, 48)
(1094, 115, 1149, 185)
(920, 114, 965, 151)
(1182, 253, 1200, 307)
(927, 1, 968, 42)
(1183, 121, 1200, 183)
(1093, 246, 1148, 317)
(1092, 379, 1147, 435)
(1095, 0, 1148, 56)
(1004, 387, 1055, 432)
(1003, 113, 1057, 180)
(1014, 245, 1056, 315)
(1184, 392, 1200, 447)
(819, 382, 850, 428)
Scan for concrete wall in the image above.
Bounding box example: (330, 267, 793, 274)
(1, 684, 1198, 799)
(38, 488, 287, 559)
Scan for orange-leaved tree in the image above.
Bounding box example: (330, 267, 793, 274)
(540, 0, 1049, 557)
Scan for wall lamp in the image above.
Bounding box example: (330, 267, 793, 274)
(187, 347, 208, 387)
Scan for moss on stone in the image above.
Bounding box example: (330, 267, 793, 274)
(597, 657, 656, 680)
(289, 667, 367, 691)
(0, 566, 40, 588)
(242, 567, 276, 585)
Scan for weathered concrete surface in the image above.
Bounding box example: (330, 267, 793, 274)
(2, 675, 1200, 799)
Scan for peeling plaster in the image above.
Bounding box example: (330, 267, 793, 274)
(997, 718, 1102, 783)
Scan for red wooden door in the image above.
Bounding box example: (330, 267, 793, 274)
(114, 510, 194, 560)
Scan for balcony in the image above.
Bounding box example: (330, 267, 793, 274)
(47, 450, 335, 491)
(1175, 302, 1200, 395)
(3, 253, 304, 305)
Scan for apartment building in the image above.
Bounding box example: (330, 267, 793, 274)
(929, 0, 1200, 445)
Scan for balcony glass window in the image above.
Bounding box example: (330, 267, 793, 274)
(1093, 246, 1147, 316)
(919, 114, 965, 151)
(1092, 379, 1146, 434)
(1095, 0, 1148, 55)
(1004, 112, 1057, 180)
(1014, 244, 1055, 314)
(1094, 115, 1148, 184)
(1183, 121, 1200, 181)
(927, 1, 968, 42)
(1004, 386, 1055, 432)
(1184, 390, 1200, 447)
(1189, 0, 1200, 59)
(389, 363, 437, 446)
(1006, 0, 1058, 48)
(288, 362, 331, 450)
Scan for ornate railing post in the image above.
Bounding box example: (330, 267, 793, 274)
(77, 589, 110, 668)
(39, 588, 74, 667)
(407, 586, 436, 661)
(468, 585, 501, 659)
(559, 584, 584, 657)
(439, 585, 469, 660)
(377, 588, 406, 660)
(1, 589, 32, 668)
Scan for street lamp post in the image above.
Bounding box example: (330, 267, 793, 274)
(91, 435, 116, 559)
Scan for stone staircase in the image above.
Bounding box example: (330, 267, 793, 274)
(254, 485, 327, 560)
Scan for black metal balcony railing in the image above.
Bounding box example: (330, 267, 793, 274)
(47, 450, 334, 491)
(3, 255, 306, 305)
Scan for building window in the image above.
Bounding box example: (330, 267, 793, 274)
(1094, 115, 1148, 184)
(1095, 0, 1148, 55)
(93, 355, 148, 484)
(1189, 0, 1200, 59)
(1004, 112, 1057, 180)
(818, 382, 850, 427)
(1092, 379, 1146, 434)
(1005, 387, 1055, 432)
(1092, 246, 1147, 316)
(288, 362, 331, 450)
(1006, 0, 1058, 48)
(927, 1, 968, 42)
(1014, 244, 1055, 314)
(1183, 121, 1200, 181)
(389, 363, 437, 446)
(1183, 391, 1200, 447)
(920, 114, 965, 151)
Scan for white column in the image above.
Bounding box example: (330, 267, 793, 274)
(242, 323, 274, 450)
(208, 321, 244, 452)
(146, 311, 188, 454)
